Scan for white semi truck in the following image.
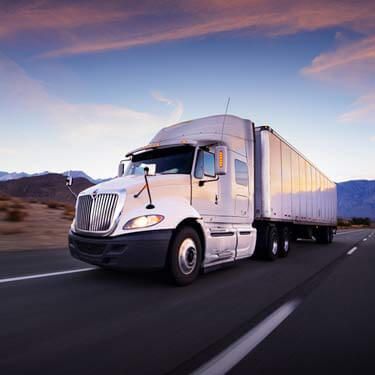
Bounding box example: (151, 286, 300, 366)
(68, 115, 337, 285)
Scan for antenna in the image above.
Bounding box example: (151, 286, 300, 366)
(221, 97, 231, 141)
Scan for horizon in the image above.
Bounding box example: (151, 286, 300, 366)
(1, 0, 375, 181)
(1, 169, 375, 184)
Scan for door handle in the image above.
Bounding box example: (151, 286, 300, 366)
(215, 194, 218, 205)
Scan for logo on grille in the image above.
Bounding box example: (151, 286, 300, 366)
(92, 190, 98, 200)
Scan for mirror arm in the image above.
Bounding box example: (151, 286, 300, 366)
(199, 176, 219, 187)
(66, 185, 78, 200)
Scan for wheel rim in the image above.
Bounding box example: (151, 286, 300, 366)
(284, 238, 289, 252)
(178, 238, 198, 275)
(271, 238, 278, 255)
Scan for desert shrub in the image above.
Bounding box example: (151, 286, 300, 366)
(62, 205, 75, 220)
(0, 194, 10, 201)
(9, 200, 27, 210)
(0, 201, 9, 212)
(337, 218, 351, 227)
(46, 201, 63, 209)
(0, 228, 24, 235)
(351, 217, 370, 226)
(5, 209, 28, 222)
(27, 198, 40, 204)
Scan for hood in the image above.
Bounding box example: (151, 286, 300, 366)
(79, 174, 190, 196)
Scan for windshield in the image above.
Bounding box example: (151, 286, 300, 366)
(126, 146, 195, 175)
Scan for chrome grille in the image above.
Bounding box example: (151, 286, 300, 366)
(76, 193, 119, 232)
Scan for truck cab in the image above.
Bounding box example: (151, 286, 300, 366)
(68, 115, 258, 285)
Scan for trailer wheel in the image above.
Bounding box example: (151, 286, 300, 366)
(316, 227, 333, 244)
(168, 226, 202, 286)
(265, 226, 279, 260)
(328, 227, 334, 243)
(278, 227, 291, 258)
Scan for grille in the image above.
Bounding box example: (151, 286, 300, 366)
(76, 193, 119, 232)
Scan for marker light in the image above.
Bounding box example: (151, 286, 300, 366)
(215, 145, 228, 175)
(123, 215, 164, 229)
(218, 150, 224, 168)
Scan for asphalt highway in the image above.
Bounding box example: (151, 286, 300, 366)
(0, 229, 374, 374)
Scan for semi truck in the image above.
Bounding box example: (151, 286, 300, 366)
(68, 115, 337, 285)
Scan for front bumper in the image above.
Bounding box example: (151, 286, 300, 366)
(69, 229, 173, 270)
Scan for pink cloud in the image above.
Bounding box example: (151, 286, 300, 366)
(40, 1, 375, 57)
(1, 1, 375, 58)
(339, 92, 375, 124)
(302, 36, 375, 76)
(0, 1, 135, 39)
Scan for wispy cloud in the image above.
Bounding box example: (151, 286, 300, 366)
(1, 1, 375, 58)
(0, 1, 133, 38)
(302, 36, 375, 78)
(339, 92, 375, 124)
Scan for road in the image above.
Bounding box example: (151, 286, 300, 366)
(0, 229, 374, 374)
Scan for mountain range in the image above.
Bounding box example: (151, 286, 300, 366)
(0, 170, 104, 184)
(0, 171, 374, 220)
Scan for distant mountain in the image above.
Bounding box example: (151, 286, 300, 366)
(0, 171, 49, 182)
(62, 170, 98, 184)
(337, 180, 375, 220)
(0, 170, 109, 184)
(0, 173, 93, 205)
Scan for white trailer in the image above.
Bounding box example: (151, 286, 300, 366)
(68, 115, 337, 285)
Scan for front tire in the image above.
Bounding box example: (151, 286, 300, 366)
(168, 227, 202, 286)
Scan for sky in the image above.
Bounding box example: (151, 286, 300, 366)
(0, 0, 374, 182)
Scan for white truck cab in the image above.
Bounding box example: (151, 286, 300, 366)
(68, 114, 336, 285)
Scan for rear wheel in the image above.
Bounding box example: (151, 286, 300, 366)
(265, 226, 279, 260)
(168, 227, 202, 286)
(278, 227, 291, 258)
(316, 226, 333, 244)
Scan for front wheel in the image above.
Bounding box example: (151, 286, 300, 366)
(168, 227, 202, 286)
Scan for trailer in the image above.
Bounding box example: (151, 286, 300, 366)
(68, 115, 337, 285)
(254, 126, 337, 259)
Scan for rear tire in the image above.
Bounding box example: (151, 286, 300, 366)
(278, 227, 291, 258)
(168, 227, 202, 286)
(316, 227, 332, 244)
(265, 226, 279, 260)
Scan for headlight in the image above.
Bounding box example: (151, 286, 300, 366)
(123, 215, 164, 229)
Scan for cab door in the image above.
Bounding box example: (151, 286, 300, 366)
(192, 148, 237, 264)
(191, 149, 218, 218)
(232, 157, 255, 259)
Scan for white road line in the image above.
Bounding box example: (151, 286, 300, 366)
(336, 229, 366, 236)
(193, 299, 301, 375)
(347, 247, 358, 256)
(0, 267, 96, 284)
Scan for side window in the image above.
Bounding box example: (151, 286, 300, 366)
(194, 150, 215, 179)
(235, 159, 248, 186)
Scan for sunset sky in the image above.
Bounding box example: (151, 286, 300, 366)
(1, 0, 374, 181)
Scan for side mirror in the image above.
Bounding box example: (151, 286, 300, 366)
(141, 163, 156, 176)
(118, 162, 125, 177)
(66, 176, 73, 186)
(215, 146, 228, 175)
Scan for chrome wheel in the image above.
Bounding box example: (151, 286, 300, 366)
(271, 238, 278, 255)
(284, 239, 289, 252)
(178, 238, 197, 275)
